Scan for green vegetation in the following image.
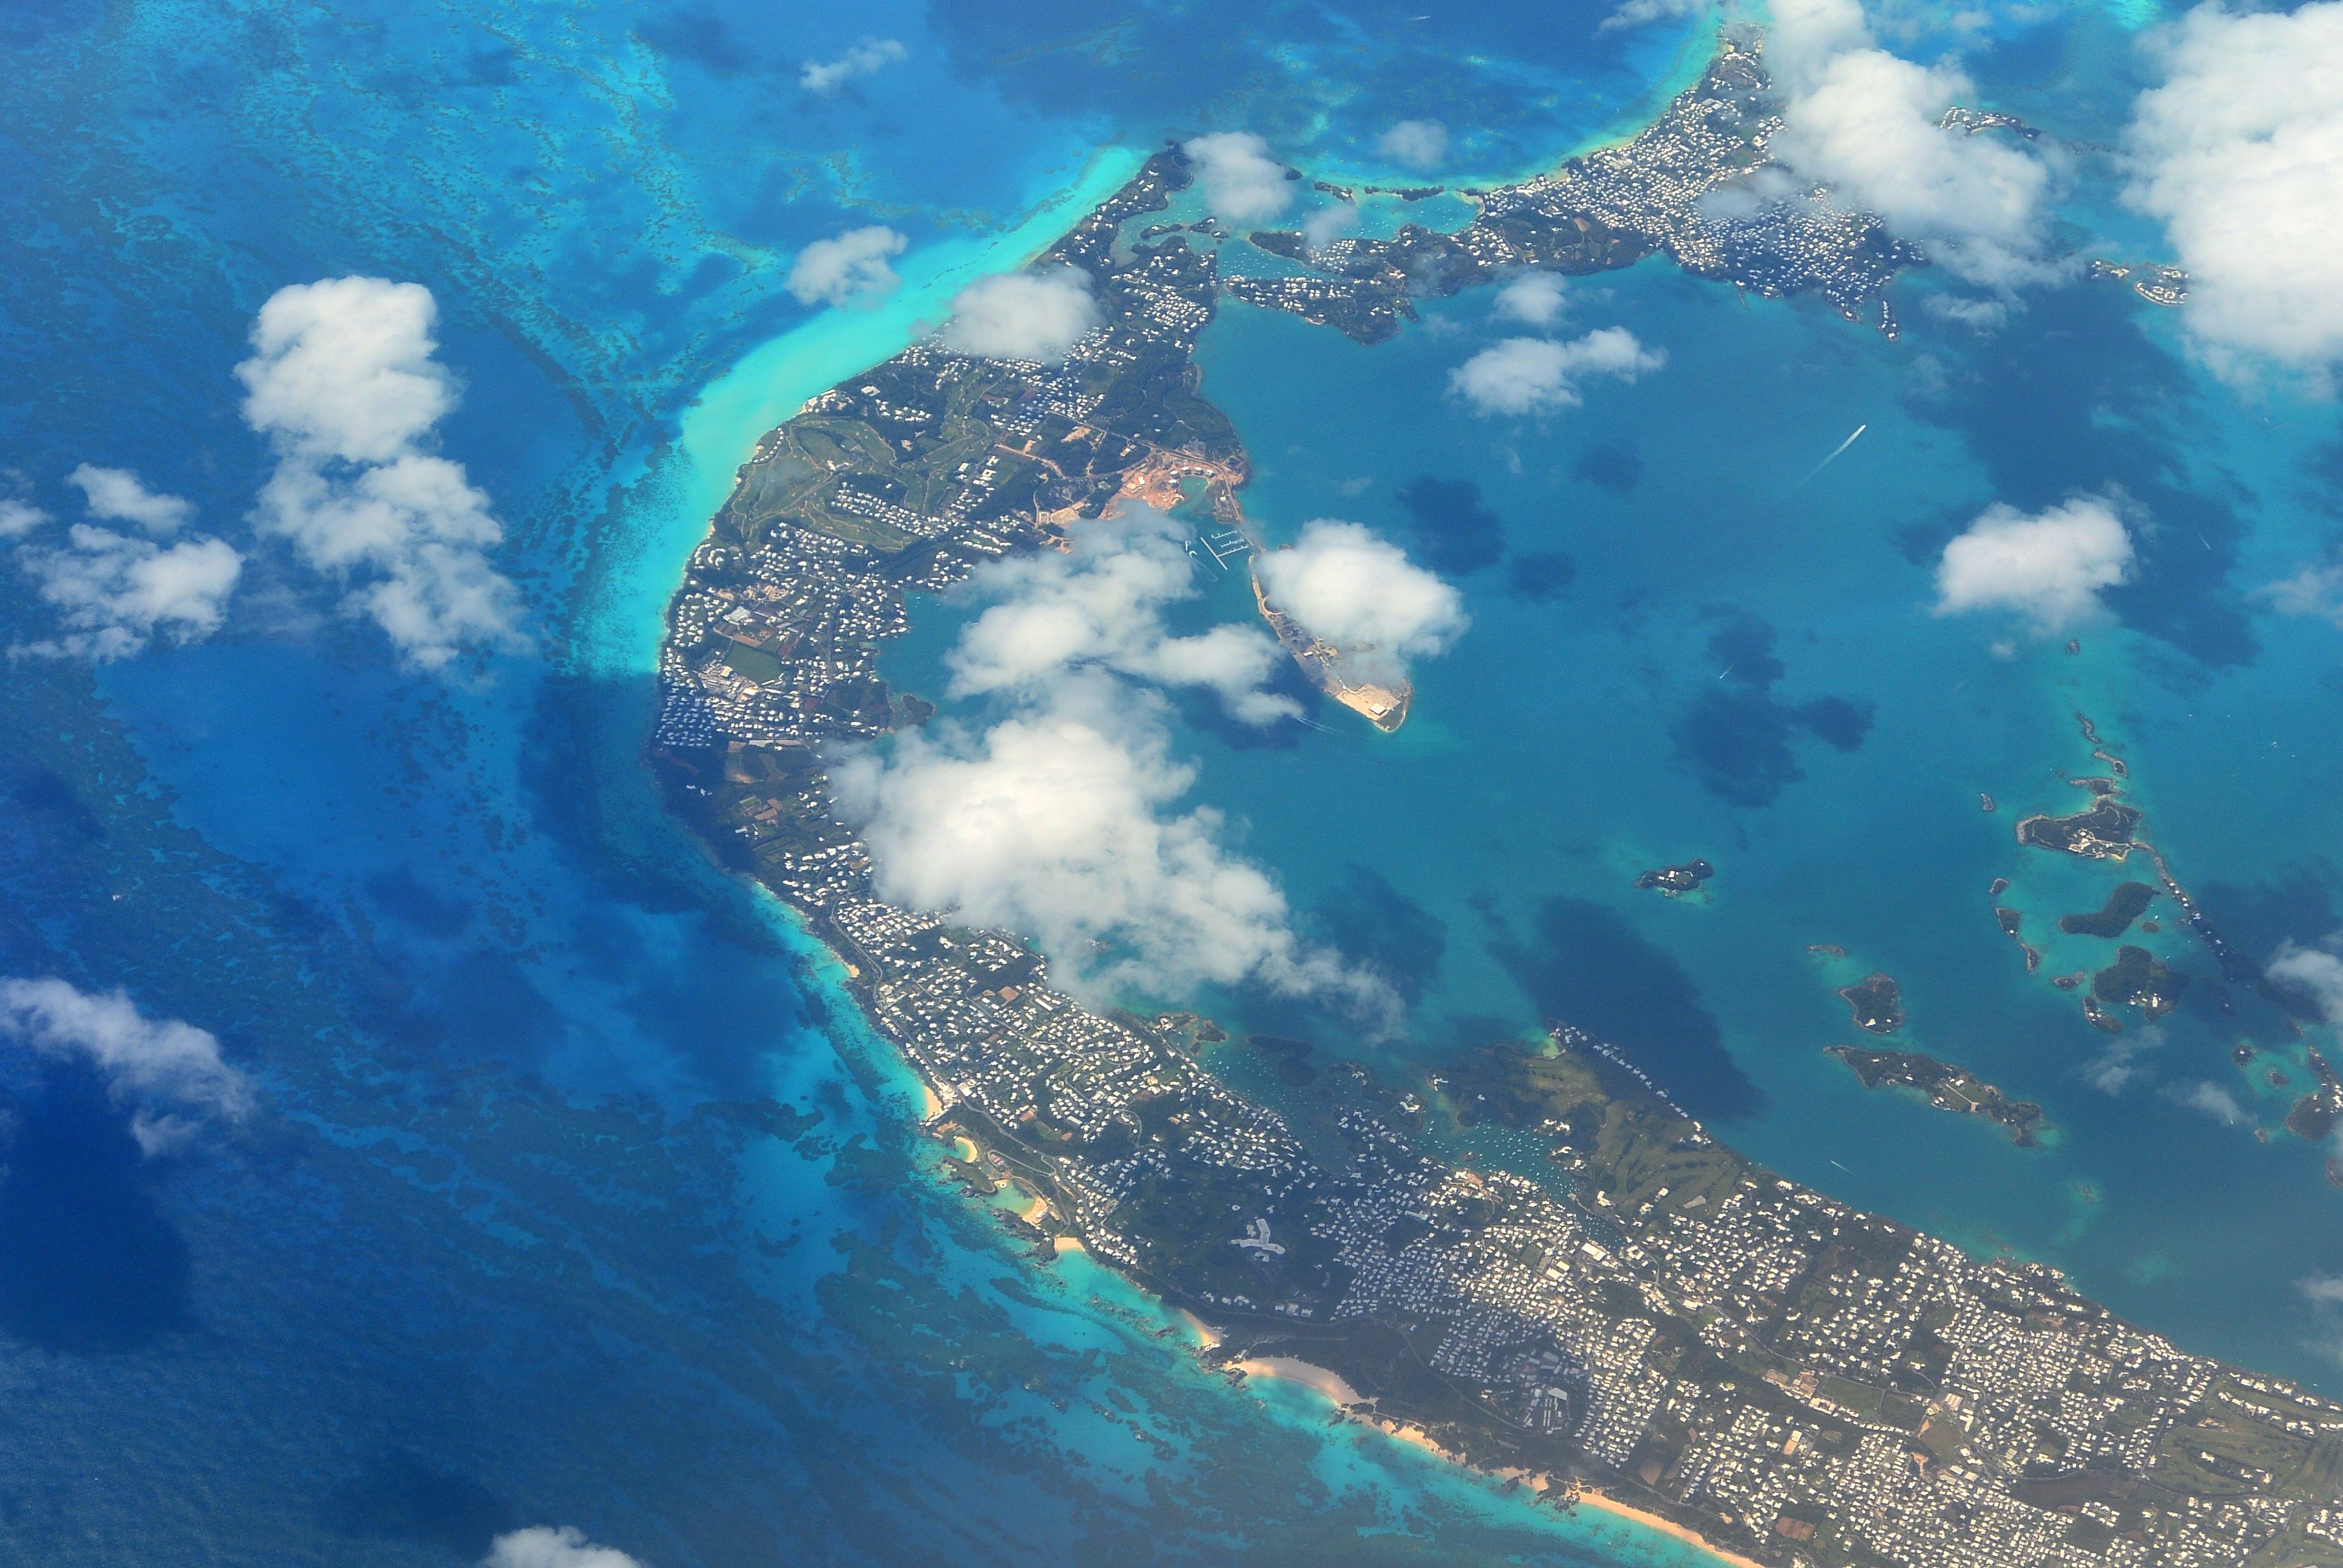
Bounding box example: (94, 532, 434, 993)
(2059, 881, 2157, 938)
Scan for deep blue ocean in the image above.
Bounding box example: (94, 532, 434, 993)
(4, 0, 2339, 1564)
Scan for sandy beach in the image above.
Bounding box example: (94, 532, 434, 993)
(1231, 1356, 1365, 1406)
(1264, 1385, 1769, 1568)
(1575, 1489, 1771, 1568)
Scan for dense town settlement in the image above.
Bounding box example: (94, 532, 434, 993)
(652, 33, 2343, 1568)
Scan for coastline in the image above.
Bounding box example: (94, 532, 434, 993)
(631, 51, 1823, 1568)
(1233, 1351, 1772, 1568)
(575, 141, 1147, 681)
(1576, 1489, 1773, 1568)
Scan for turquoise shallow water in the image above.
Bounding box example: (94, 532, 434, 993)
(0, 0, 1796, 1564)
(8, 0, 2343, 1562)
(882, 4, 2343, 1400)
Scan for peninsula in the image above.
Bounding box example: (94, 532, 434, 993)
(654, 36, 2343, 1568)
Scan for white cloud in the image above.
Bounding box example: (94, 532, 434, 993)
(1924, 293, 2010, 332)
(2125, 3, 2343, 376)
(0, 978, 255, 1155)
(1183, 132, 1294, 226)
(237, 277, 452, 465)
(1493, 273, 1568, 327)
(1933, 495, 2133, 633)
(2302, 1275, 2343, 1305)
(67, 465, 192, 534)
(483, 1526, 649, 1568)
(1251, 519, 1466, 679)
(13, 523, 241, 662)
(2269, 942, 2343, 1019)
(949, 505, 1299, 725)
(2079, 1025, 2161, 1094)
(1599, 0, 1707, 31)
(0, 500, 45, 538)
(939, 269, 1101, 363)
(238, 277, 522, 667)
(2166, 1079, 2249, 1126)
(799, 38, 906, 93)
(1377, 119, 1450, 172)
(788, 226, 908, 307)
(2267, 558, 2343, 624)
(1448, 327, 1665, 416)
(1301, 204, 1360, 250)
(1761, 0, 2058, 288)
(834, 678, 1389, 1014)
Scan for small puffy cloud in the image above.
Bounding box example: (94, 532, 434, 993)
(1377, 119, 1450, 172)
(483, 1527, 649, 1568)
(0, 978, 255, 1155)
(949, 505, 1299, 725)
(1448, 327, 1665, 416)
(2126, 2, 2343, 374)
(237, 277, 453, 465)
(2302, 1275, 2343, 1305)
(1252, 520, 1466, 675)
(13, 523, 241, 662)
(2267, 557, 2343, 624)
(1183, 132, 1293, 225)
(1932, 495, 2134, 632)
(1493, 273, 1568, 327)
(2166, 1079, 2249, 1126)
(0, 500, 46, 538)
(1300, 204, 1360, 250)
(834, 680, 1388, 1014)
(1924, 293, 2010, 332)
(788, 226, 907, 307)
(799, 38, 906, 93)
(939, 269, 1101, 363)
(238, 277, 522, 667)
(2079, 1025, 2162, 1094)
(2269, 941, 2343, 1019)
(1599, 0, 1707, 33)
(67, 465, 192, 534)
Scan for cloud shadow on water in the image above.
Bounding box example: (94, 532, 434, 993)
(0, 1062, 195, 1352)
(1671, 612, 1872, 808)
(327, 1448, 517, 1558)
(1484, 896, 1765, 1122)
(1394, 476, 1507, 576)
(1307, 864, 1447, 1008)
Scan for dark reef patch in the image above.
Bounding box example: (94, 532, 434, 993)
(1484, 896, 1765, 1121)
(365, 868, 475, 939)
(1394, 476, 1506, 575)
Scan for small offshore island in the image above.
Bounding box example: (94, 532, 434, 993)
(649, 33, 2343, 1568)
(1826, 1047, 2049, 1147)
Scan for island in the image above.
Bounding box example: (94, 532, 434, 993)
(1826, 1046, 2048, 1146)
(651, 38, 2343, 1568)
(2059, 882, 2157, 938)
(2015, 788, 2142, 860)
(1634, 859, 1714, 897)
(1837, 972, 1905, 1034)
(2091, 946, 2188, 1020)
